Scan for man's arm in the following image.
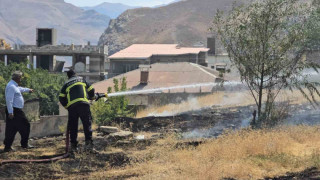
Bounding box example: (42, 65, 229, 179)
(6, 86, 15, 115)
(85, 81, 95, 100)
(18, 87, 33, 93)
(59, 85, 68, 108)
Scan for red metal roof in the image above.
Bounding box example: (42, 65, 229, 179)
(109, 44, 209, 59)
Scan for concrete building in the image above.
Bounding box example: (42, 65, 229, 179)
(205, 37, 320, 77)
(0, 28, 108, 83)
(107, 44, 209, 78)
(206, 37, 240, 78)
(206, 37, 231, 71)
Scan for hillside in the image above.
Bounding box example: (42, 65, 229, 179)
(98, 0, 245, 55)
(82, 2, 138, 19)
(0, 0, 110, 45)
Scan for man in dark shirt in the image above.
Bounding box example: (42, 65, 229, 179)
(59, 69, 95, 153)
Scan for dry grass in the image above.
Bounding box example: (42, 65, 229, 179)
(1, 126, 320, 179)
(136, 89, 320, 118)
(91, 126, 320, 180)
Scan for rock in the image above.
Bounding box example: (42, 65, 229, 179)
(151, 134, 161, 139)
(135, 135, 145, 140)
(109, 131, 133, 141)
(115, 140, 132, 147)
(100, 126, 119, 134)
(168, 129, 182, 133)
(96, 133, 104, 137)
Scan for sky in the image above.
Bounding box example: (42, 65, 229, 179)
(64, 0, 177, 7)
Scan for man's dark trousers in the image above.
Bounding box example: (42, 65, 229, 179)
(4, 108, 30, 148)
(68, 103, 93, 146)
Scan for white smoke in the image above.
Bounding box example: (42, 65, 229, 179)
(147, 96, 201, 117)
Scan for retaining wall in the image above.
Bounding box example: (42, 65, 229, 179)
(0, 115, 67, 145)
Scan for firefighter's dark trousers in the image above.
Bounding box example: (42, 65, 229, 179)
(4, 108, 30, 148)
(68, 103, 93, 146)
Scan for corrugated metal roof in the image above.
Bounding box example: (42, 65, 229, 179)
(109, 44, 209, 59)
(93, 62, 224, 93)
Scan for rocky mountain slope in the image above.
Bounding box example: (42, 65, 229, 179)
(98, 0, 245, 55)
(0, 0, 110, 45)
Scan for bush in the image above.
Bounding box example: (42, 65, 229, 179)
(0, 61, 66, 115)
(91, 77, 134, 126)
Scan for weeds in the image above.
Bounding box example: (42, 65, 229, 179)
(1, 126, 320, 179)
(96, 126, 320, 180)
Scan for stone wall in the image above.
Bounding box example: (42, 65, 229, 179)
(0, 99, 40, 121)
(0, 115, 68, 144)
(23, 99, 40, 121)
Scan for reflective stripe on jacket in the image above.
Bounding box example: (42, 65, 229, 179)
(59, 76, 95, 109)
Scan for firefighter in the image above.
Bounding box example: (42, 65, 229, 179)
(59, 69, 95, 153)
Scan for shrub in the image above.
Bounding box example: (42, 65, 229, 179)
(91, 77, 134, 126)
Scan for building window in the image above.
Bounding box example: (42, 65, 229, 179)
(211, 66, 215, 69)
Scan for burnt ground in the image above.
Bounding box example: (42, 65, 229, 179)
(0, 104, 320, 179)
(114, 105, 255, 137)
(264, 167, 320, 180)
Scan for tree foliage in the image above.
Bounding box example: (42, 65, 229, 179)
(0, 61, 66, 115)
(212, 0, 320, 127)
(91, 77, 134, 126)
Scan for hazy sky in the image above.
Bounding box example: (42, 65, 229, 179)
(64, 0, 177, 7)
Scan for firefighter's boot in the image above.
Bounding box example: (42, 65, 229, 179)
(69, 143, 78, 157)
(85, 140, 98, 154)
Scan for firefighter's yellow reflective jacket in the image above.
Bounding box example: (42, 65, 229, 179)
(59, 76, 95, 109)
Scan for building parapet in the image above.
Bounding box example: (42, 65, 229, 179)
(0, 44, 107, 56)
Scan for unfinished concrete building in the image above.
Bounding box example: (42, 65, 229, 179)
(0, 28, 108, 83)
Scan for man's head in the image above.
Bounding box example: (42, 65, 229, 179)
(67, 69, 76, 79)
(12, 71, 23, 84)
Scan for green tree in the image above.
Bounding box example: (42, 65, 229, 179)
(0, 61, 66, 115)
(212, 0, 320, 127)
(91, 77, 134, 126)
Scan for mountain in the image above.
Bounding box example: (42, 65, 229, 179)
(153, 0, 182, 8)
(82, 2, 138, 19)
(0, 0, 110, 45)
(98, 0, 245, 55)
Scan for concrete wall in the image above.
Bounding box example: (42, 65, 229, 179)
(207, 54, 231, 69)
(127, 95, 149, 106)
(59, 103, 68, 116)
(0, 115, 68, 144)
(89, 55, 102, 72)
(150, 54, 206, 64)
(109, 60, 142, 77)
(198, 52, 208, 65)
(0, 99, 40, 121)
(207, 54, 240, 77)
(23, 99, 40, 121)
